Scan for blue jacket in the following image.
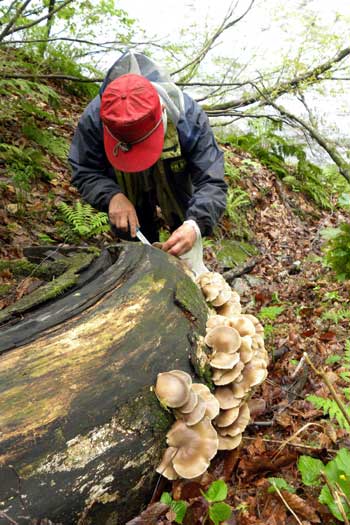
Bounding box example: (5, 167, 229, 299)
(68, 85, 227, 235)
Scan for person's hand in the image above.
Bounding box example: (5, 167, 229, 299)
(108, 193, 139, 237)
(162, 223, 197, 256)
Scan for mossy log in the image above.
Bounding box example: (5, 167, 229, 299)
(0, 244, 209, 525)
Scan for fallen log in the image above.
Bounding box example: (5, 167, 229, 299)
(0, 244, 209, 525)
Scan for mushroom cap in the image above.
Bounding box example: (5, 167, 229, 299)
(155, 372, 190, 408)
(210, 351, 241, 369)
(217, 300, 242, 317)
(214, 406, 240, 427)
(241, 361, 268, 388)
(205, 325, 241, 354)
(170, 370, 193, 386)
(252, 334, 265, 350)
(230, 378, 250, 398)
(197, 271, 224, 288)
(166, 418, 218, 479)
(177, 389, 198, 414)
(217, 432, 243, 451)
(175, 395, 207, 426)
(212, 361, 245, 386)
(202, 283, 220, 302)
(214, 386, 242, 410)
(206, 315, 231, 330)
(219, 403, 250, 437)
(240, 336, 254, 364)
(192, 383, 220, 420)
(211, 287, 232, 307)
(229, 316, 256, 336)
(245, 314, 264, 333)
(156, 446, 179, 480)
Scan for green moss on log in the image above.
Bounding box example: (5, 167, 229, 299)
(0, 250, 99, 323)
(0, 259, 68, 279)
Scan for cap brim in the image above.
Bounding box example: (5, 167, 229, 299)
(103, 121, 164, 173)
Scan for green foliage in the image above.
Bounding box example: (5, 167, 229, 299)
(58, 201, 110, 240)
(258, 305, 285, 321)
(22, 121, 69, 161)
(226, 120, 343, 210)
(160, 492, 187, 524)
(0, 143, 49, 192)
(201, 480, 232, 525)
(297, 449, 350, 522)
(267, 477, 296, 493)
(307, 340, 350, 429)
(321, 307, 350, 324)
(321, 223, 350, 281)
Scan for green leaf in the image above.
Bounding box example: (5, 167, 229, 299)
(171, 500, 187, 524)
(160, 492, 172, 505)
(297, 456, 324, 486)
(209, 502, 232, 525)
(203, 480, 228, 502)
(267, 477, 296, 493)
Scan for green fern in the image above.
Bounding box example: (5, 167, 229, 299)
(58, 201, 110, 239)
(307, 341, 350, 430)
(22, 121, 69, 161)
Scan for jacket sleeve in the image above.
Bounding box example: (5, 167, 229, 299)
(68, 96, 121, 213)
(178, 94, 227, 236)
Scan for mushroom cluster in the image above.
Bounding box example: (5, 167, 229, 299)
(198, 271, 268, 451)
(155, 370, 219, 479)
(154, 271, 268, 480)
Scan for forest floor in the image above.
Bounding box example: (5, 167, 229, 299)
(1, 80, 350, 525)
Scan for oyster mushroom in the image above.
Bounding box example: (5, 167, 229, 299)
(156, 446, 178, 480)
(211, 285, 232, 307)
(164, 418, 218, 479)
(214, 386, 242, 410)
(217, 432, 243, 451)
(217, 300, 242, 317)
(214, 406, 240, 428)
(210, 351, 241, 370)
(219, 403, 250, 437)
(174, 395, 206, 426)
(212, 361, 245, 386)
(178, 390, 198, 414)
(239, 336, 254, 364)
(206, 315, 231, 330)
(155, 371, 191, 408)
(205, 326, 241, 354)
(192, 383, 220, 420)
(229, 316, 256, 337)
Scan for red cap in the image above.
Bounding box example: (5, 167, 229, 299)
(100, 73, 164, 173)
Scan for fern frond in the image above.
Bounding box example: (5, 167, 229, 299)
(306, 394, 350, 431)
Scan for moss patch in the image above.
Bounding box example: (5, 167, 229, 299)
(216, 239, 258, 269)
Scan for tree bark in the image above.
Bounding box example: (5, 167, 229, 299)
(0, 244, 209, 525)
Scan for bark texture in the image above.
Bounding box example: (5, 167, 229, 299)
(0, 244, 209, 525)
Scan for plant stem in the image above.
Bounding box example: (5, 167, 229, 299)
(303, 352, 350, 428)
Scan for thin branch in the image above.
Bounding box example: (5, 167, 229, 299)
(1, 0, 74, 39)
(304, 352, 350, 427)
(206, 45, 350, 112)
(171, 0, 256, 79)
(273, 485, 303, 525)
(0, 0, 32, 41)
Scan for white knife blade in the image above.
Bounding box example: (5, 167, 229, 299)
(135, 228, 152, 245)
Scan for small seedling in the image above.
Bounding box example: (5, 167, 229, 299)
(201, 480, 232, 525)
(160, 492, 187, 524)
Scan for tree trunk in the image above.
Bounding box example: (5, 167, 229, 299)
(0, 244, 209, 525)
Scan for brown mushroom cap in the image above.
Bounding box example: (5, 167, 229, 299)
(202, 283, 220, 302)
(178, 390, 198, 414)
(205, 326, 241, 354)
(211, 287, 232, 307)
(156, 446, 179, 480)
(214, 406, 240, 427)
(175, 395, 207, 426)
(192, 383, 220, 420)
(241, 360, 268, 388)
(155, 372, 190, 408)
(212, 361, 245, 386)
(214, 386, 242, 410)
(170, 370, 193, 386)
(166, 418, 218, 479)
(240, 335, 254, 364)
(217, 300, 242, 317)
(219, 403, 250, 437)
(217, 432, 242, 451)
(210, 351, 241, 370)
(229, 316, 256, 337)
(245, 314, 264, 333)
(206, 315, 231, 330)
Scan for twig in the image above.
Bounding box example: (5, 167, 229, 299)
(0, 511, 19, 525)
(273, 485, 303, 525)
(321, 472, 350, 525)
(272, 422, 325, 459)
(304, 352, 350, 428)
(290, 354, 306, 380)
(242, 436, 338, 453)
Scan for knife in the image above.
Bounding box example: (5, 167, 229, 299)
(135, 227, 152, 246)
